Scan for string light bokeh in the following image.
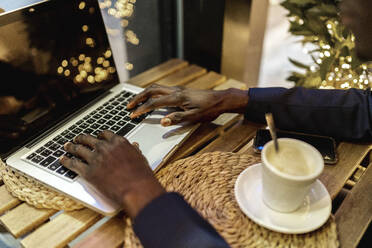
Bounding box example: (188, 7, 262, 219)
(284, 2, 371, 90)
(56, 0, 137, 85)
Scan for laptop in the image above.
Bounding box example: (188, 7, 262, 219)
(2, 0, 194, 215)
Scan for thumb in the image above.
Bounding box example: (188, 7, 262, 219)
(161, 110, 199, 126)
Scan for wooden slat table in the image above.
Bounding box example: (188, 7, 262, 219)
(0, 59, 371, 248)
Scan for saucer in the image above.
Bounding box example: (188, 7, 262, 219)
(234, 163, 331, 234)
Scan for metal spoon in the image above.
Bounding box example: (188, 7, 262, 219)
(265, 113, 279, 152)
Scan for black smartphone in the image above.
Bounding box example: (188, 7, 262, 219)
(253, 129, 338, 164)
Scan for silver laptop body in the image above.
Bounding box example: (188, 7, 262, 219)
(2, 0, 193, 215)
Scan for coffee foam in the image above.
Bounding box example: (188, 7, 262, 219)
(267, 142, 312, 176)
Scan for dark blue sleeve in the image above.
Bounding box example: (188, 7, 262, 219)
(245, 87, 372, 142)
(133, 192, 230, 248)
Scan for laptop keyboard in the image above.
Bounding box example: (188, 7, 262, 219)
(23, 90, 148, 181)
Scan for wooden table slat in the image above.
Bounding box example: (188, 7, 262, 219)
(0, 185, 20, 215)
(0, 203, 57, 238)
(213, 78, 248, 90)
(21, 208, 101, 248)
(156, 65, 207, 87)
(335, 162, 372, 248)
(319, 143, 371, 199)
(73, 216, 126, 248)
(168, 116, 240, 163)
(200, 120, 262, 154)
(185, 71, 226, 90)
(127, 58, 188, 88)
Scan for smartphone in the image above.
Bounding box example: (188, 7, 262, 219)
(253, 129, 338, 164)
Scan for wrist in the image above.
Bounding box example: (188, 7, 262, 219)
(122, 179, 166, 219)
(220, 88, 249, 114)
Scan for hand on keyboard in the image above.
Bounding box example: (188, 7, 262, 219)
(127, 84, 247, 127)
(60, 130, 165, 218)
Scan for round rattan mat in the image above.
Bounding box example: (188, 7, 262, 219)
(123, 151, 339, 248)
(0, 159, 83, 211)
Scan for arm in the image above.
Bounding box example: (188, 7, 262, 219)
(128, 84, 372, 142)
(246, 87, 372, 141)
(134, 193, 230, 248)
(60, 131, 230, 248)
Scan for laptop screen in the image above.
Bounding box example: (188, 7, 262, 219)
(0, 0, 120, 158)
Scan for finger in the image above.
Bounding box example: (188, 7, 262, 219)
(60, 155, 88, 176)
(73, 134, 100, 150)
(130, 94, 180, 118)
(97, 130, 119, 141)
(160, 109, 200, 126)
(127, 85, 174, 109)
(132, 142, 141, 153)
(64, 141, 94, 162)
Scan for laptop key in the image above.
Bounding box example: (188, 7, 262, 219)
(57, 138, 68, 146)
(65, 170, 78, 179)
(101, 125, 110, 130)
(61, 130, 69, 136)
(115, 106, 124, 110)
(40, 149, 53, 157)
(110, 110, 118, 115)
(53, 150, 65, 157)
(72, 128, 83, 134)
(31, 155, 44, 164)
(53, 135, 62, 141)
(26, 153, 37, 160)
(65, 153, 73, 158)
(86, 118, 95, 124)
(92, 130, 101, 136)
(131, 116, 145, 124)
(36, 147, 45, 154)
(106, 120, 115, 126)
(117, 123, 135, 136)
(79, 123, 89, 129)
(45, 141, 54, 147)
(111, 125, 121, 132)
(48, 161, 61, 171)
(113, 116, 121, 121)
(56, 166, 68, 175)
(99, 109, 108, 115)
(49, 143, 61, 151)
(64, 132, 75, 140)
(97, 119, 106, 124)
(90, 123, 101, 129)
(83, 128, 94, 134)
(68, 125, 77, 131)
(40, 156, 56, 167)
(118, 120, 126, 126)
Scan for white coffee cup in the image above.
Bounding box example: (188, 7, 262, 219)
(261, 138, 324, 212)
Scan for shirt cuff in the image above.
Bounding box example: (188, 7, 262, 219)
(244, 87, 288, 123)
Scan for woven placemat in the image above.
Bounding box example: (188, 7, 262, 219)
(0, 159, 83, 211)
(123, 151, 339, 248)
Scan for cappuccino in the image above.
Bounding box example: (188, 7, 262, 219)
(267, 142, 312, 176)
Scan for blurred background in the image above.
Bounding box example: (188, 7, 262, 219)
(0, 0, 301, 89)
